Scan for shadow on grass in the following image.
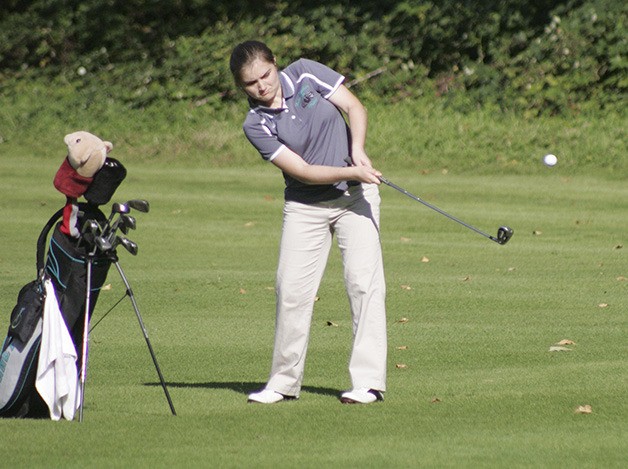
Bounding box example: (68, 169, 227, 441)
(145, 381, 340, 397)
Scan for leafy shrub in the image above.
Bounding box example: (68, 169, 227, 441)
(0, 0, 624, 115)
(451, 0, 627, 114)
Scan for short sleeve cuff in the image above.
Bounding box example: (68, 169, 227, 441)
(268, 144, 286, 162)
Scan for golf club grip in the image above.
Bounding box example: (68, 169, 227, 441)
(379, 176, 495, 241)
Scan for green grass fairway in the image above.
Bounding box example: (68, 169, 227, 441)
(0, 156, 626, 468)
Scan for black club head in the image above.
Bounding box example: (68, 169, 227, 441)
(122, 215, 136, 230)
(127, 199, 150, 213)
(118, 237, 138, 256)
(496, 226, 514, 245)
(111, 202, 130, 216)
(81, 219, 99, 236)
(95, 235, 113, 252)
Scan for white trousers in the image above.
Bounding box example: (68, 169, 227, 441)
(266, 183, 387, 397)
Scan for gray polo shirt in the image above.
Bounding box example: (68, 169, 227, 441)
(243, 58, 357, 203)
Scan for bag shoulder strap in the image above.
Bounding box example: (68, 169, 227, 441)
(36, 208, 64, 278)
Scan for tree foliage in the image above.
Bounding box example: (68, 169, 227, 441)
(0, 0, 625, 115)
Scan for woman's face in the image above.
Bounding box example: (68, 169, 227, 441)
(239, 57, 281, 107)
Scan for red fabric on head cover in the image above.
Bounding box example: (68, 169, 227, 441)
(59, 199, 80, 237)
(54, 158, 93, 198)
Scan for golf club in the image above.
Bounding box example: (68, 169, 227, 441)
(108, 213, 136, 236)
(95, 234, 113, 252)
(78, 220, 113, 253)
(127, 199, 150, 213)
(77, 219, 99, 248)
(120, 214, 136, 234)
(99, 200, 146, 250)
(379, 176, 513, 245)
(103, 202, 130, 235)
(114, 236, 138, 256)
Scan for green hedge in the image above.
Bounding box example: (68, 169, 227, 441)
(0, 0, 625, 115)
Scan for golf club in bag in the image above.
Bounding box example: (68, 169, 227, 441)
(379, 176, 514, 245)
(68, 199, 176, 421)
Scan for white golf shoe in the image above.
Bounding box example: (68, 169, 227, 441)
(340, 388, 384, 404)
(247, 388, 296, 404)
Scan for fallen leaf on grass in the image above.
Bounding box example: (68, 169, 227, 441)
(431, 397, 442, 404)
(396, 363, 407, 369)
(575, 405, 592, 414)
(396, 317, 409, 323)
(400, 237, 412, 243)
(239, 288, 247, 294)
(326, 321, 338, 327)
(396, 345, 408, 350)
(617, 276, 627, 281)
(421, 256, 430, 263)
(244, 221, 255, 227)
(533, 230, 543, 236)
(101, 284, 112, 291)
(598, 303, 609, 308)
(614, 244, 623, 250)
(557, 339, 576, 345)
(400, 285, 412, 290)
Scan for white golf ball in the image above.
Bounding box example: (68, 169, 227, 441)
(543, 154, 558, 167)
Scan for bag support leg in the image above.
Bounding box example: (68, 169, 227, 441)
(78, 255, 93, 422)
(112, 261, 177, 416)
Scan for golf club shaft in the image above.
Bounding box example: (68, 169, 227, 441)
(379, 176, 499, 243)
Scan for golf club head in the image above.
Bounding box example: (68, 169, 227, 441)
(121, 214, 136, 232)
(118, 236, 138, 256)
(114, 214, 136, 235)
(111, 202, 130, 216)
(95, 235, 113, 252)
(81, 219, 99, 236)
(496, 226, 514, 245)
(81, 220, 100, 247)
(110, 215, 129, 235)
(127, 199, 150, 213)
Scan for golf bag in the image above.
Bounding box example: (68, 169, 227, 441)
(0, 205, 112, 418)
(0, 157, 125, 419)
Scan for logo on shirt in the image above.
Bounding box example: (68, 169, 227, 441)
(296, 85, 318, 109)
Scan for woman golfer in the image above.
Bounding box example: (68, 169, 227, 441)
(230, 41, 387, 404)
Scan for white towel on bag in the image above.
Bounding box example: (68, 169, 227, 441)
(35, 279, 79, 420)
